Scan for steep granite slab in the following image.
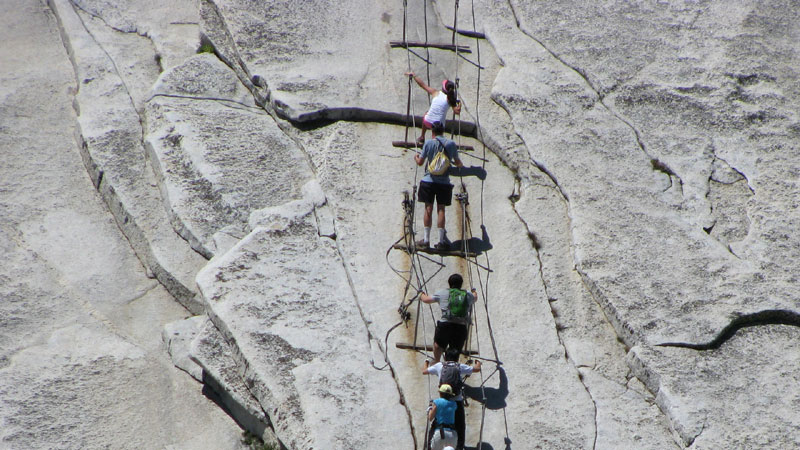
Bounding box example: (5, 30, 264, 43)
(482, 0, 782, 349)
(291, 120, 601, 448)
(202, 0, 430, 122)
(145, 53, 313, 257)
(481, 1, 800, 447)
(512, 178, 678, 449)
(0, 3, 246, 447)
(48, 0, 206, 312)
(629, 325, 800, 448)
(196, 210, 413, 449)
(504, 0, 800, 345)
(70, 0, 201, 72)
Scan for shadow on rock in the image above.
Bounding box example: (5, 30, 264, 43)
(463, 366, 508, 410)
(466, 436, 513, 450)
(465, 443, 494, 450)
(450, 165, 487, 180)
(449, 225, 493, 255)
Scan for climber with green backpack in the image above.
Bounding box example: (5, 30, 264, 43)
(414, 121, 463, 250)
(420, 273, 476, 362)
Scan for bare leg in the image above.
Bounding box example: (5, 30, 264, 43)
(433, 341, 443, 362)
(419, 122, 430, 143)
(424, 203, 434, 228)
(437, 204, 446, 230)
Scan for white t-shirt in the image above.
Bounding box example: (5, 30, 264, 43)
(424, 91, 450, 124)
(426, 362, 474, 402)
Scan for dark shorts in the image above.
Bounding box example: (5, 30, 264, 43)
(418, 181, 453, 206)
(434, 321, 468, 352)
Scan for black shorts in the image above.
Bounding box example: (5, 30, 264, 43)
(418, 181, 453, 206)
(434, 321, 468, 351)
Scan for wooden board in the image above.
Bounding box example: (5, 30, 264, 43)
(392, 141, 474, 151)
(392, 243, 477, 258)
(390, 41, 472, 53)
(395, 341, 478, 355)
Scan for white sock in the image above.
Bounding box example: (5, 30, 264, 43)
(424, 227, 431, 242)
(438, 228, 446, 243)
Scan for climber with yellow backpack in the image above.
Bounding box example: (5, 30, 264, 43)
(414, 121, 464, 250)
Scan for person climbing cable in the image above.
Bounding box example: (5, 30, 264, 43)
(414, 121, 463, 250)
(428, 384, 458, 450)
(405, 72, 461, 145)
(423, 348, 482, 450)
(419, 273, 475, 361)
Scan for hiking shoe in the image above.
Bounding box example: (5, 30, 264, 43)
(434, 241, 450, 251)
(415, 239, 430, 249)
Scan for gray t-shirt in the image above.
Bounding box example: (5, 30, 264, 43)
(420, 136, 459, 184)
(427, 362, 475, 402)
(433, 288, 474, 326)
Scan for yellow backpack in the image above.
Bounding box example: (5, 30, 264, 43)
(427, 138, 450, 176)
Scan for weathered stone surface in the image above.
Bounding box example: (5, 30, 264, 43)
(478, 0, 800, 447)
(49, 0, 207, 312)
(71, 0, 201, 72)
(498, 0, 800, 344)
(0, 4, 245, 447)
(8, 0, 800, 448)
(291, 120, 604, 448)
(163, 315, 206, 381)
(145, 54, 314, 257)
(629, 325, 800, 448)
(201, 0, 436, 123)
(197, 207, 414, 449)
(579, 369, 675, 449)
(189, 318, 281, 447)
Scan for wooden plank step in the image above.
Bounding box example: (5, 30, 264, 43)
(392, 141, 474, 151)
(444, 25, 486, 39)
(392, 243, 478, 258)
(395, 342, 478, 355)
(390, 41, 472, 53)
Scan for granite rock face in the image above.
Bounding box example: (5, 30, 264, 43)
(3, 0, 799, 449)
(145, 53, 313, 257)
(197, 206, 414, 449)
(0, 2, 244, 448)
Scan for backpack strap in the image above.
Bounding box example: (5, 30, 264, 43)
(434, 136, 446, 154)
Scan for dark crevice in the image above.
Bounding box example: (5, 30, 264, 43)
(331, 235, 418, 450)
(658, 310, 800, 350)
(710, 154, 755, 195)
(704, 149, 751, 259)
(69, 0, 144, 36)
(147, 93, 264, 112)
(510, 198, 598, 450)
(686, 421, 706, 447)
(65, 0, 150, 174)
(198, 0, 263, 102)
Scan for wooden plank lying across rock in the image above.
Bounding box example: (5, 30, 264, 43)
(392, 140, 475, 151)
(392, 243, 478, 258)
(389, 41, 472, 53)
(395, 342, 478, 355)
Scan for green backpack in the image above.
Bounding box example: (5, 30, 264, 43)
(445, 288, 468, 319)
